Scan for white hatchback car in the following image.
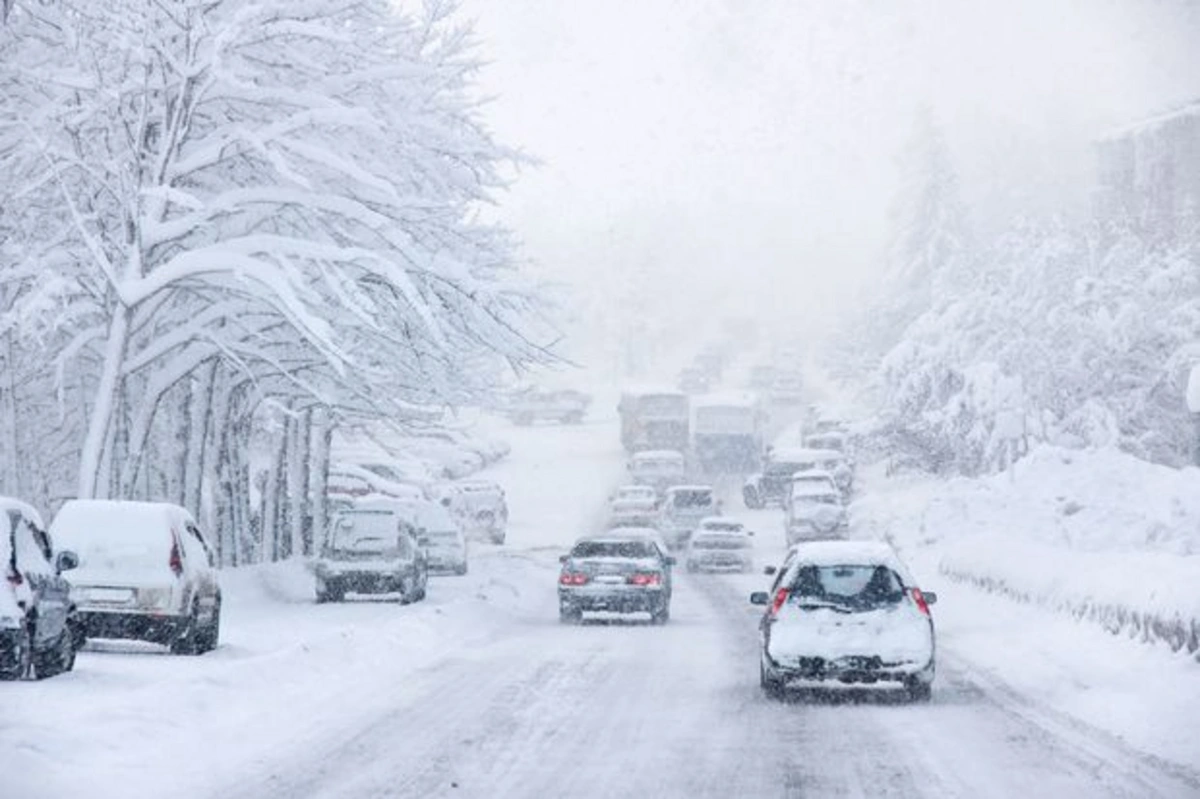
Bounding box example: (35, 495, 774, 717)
(751, 541, 936, 701)
(51, 500, 221, 655)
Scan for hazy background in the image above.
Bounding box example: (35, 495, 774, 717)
(462, 0, 1200, 375)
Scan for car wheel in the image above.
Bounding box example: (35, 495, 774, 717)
(415, 569, 428, 602)
(650, 602, 670, 625)
(906, 679, 932, 703)
(34, 627, 75, 679)
(197, 601, 221, 654)
(760, 661, 784, 700)
(454, 563, 468, 576)
(559, 603, 582, 624)
(169, 603, 202, 655)
(0, 627, 31, 681)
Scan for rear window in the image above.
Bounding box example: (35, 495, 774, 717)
(787, 564, 905, 610)
(329, 511, 401, 554)
(571, 540, 658, 559)
(692, 536, 749, 550)
(670, 491, 712, 509)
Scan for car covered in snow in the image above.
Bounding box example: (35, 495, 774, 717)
(505, 388, 591, 425)
(314, 505, 429, 602)
(608, 498, 660, 528)
(51, 500, 222, 655)
(1, 498, 79, 680)
(558, 533, 675, 624)
(784, 483, 847, 544)
(328, 463, 428, 501)
(386, 498, 468, 575)
(658, 485, 717, 550)
(744, 446, 832, 509)
(787, 470, 839, 503)
(609, 484, 659, 507)
(441, 479, 508, 545)
(627, 449, 687, 493)
(686, 526, 754, 573)
(752, 541, 937, 701)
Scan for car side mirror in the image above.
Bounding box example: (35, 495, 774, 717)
(763, 565, 777, 576)
(749, 591, 770, 606)
(664, 556, 676, 566)
(55, 550, 79, 573)
(923, 591, 938, 606)
(559, 555, 568, 564)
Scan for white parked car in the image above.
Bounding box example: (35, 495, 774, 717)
(396, 499, 468, 575)
(448, 480, 508, 545)
(50, 500, 222, 655)
(751, 541, 937, 701)
(314, 505, 429, 602)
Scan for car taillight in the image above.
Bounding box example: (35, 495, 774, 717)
(628, 572, 661, 586)
(770, 587, 789, 616)
(169, 541, 183, 577)
(911, 587, 931, 616)
(559, 572, 588, 586)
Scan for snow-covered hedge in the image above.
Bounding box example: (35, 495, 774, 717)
(861, 446, 1200, 658)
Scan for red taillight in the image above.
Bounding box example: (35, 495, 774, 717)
(628, 572, 661, 586)
(169, 541, 183, 577)
(6, 570, 22, 587)
(559, 572, 588, 586)
(911, 587, 931, 616)
(770, 587, 789, 616)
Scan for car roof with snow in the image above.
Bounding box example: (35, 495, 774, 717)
(456, 480, 503, 492)
(663, 484, 713, 493)
(783, 541, 909, 575)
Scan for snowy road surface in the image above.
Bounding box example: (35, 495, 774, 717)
(5, 415, 1200, 799)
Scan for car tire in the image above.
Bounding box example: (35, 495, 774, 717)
(559, 603, 582, 624)
(169, 603, 202, 655)
(743, 488, 764, 510)
(906, 679, 932, 703)
(454, 563, 468, 576)
(760, 661, 785, 700)
(0, 627, 31, 681)
(34, 627, 75, 679)
(414, 570, 428, 602)
(650, 602, 670, 625)
(197, 601, 221, 654)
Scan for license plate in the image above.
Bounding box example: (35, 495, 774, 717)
(87, 588, 135, 604)
(594, 575, 625, 585)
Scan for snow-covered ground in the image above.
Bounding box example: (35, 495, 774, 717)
(4, 409, 1199, 798)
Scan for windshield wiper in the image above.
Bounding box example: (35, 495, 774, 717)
(793, 598, 852, 612)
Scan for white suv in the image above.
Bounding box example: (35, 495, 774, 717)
(50, 500, 222, 655)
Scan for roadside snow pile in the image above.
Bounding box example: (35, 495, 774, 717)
(857, 446, 1200, 657)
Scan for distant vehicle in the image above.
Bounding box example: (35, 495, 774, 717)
(751, 541, 937, 702)
(386, 498, 467, 575)
(628, 450, 687, 493)
(658, 485, 717, 550)
(804, 431, 847, 454)
(506, 388, 591, 425)
(692, 350, 724, 382)
(677, 366, 711, 395)
(1, 498, 78, 680)
(747, 364, 776, 391)
(609, 485, 659, 507)
(776, 446, 853, 498)
(784, 483, 848, 545)
(315, 505, 429, 603)
(686, 527, 753, 574)
(51, 500, 221, 655)
(692, 392, 766, 473)
(769, 372, 805, 405)
(786, 471, 840, 504)
(328, 463, 427, 501)
(695, 517, 749, 536)
(445, 479, 508, 545)
(744, 446, 834, 509)
(558, 533, 674, 624)
(608, 498, 659, 529)
(618, 389, 690, 453)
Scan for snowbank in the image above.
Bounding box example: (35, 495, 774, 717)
(855, 446, 1200, 657)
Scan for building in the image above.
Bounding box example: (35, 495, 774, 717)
(1094, 100, 1200, 244)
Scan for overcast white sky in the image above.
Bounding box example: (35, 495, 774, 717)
(461, 0, 1200, 370)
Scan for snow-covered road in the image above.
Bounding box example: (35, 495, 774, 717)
(5, 414, 1199, 798)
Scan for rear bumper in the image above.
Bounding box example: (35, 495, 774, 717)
(319, 570, 410, 594)
(764, 651, 934, 686)
(560, 587, 666, 613)
(78, 611, 188, 645)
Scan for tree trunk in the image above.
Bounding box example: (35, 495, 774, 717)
(310, 408, 332, 555)
(185, 359, 217, 518)
(79, 306, 130, 499)
(287, 408, 311, 558)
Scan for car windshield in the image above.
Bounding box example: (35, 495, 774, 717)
(570, 541, 658, 559)
(669, 490, 712, 509)
(788, 564, 906, 610)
